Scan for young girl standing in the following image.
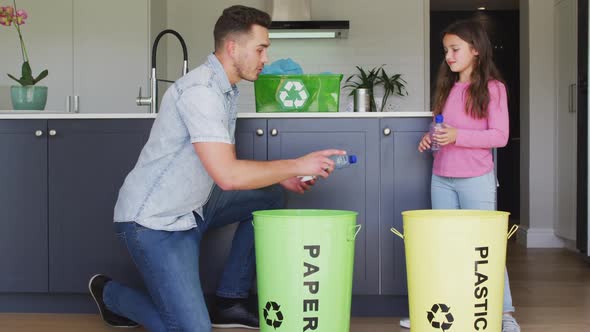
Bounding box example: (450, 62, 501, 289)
(409, 19, 520, 332)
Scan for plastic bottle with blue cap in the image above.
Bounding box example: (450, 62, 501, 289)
(332, 153, 357, 168)
(430, 115, 444, 151)
(299, 154, 358, 182)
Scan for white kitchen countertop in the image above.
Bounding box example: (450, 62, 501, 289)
(237, 111, 432, 118)
(0, 111, 432, 119)
(0, 111, 158, 119)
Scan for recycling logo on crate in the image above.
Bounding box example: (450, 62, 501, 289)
(263, 301, 284, 329)
(426, 303, 454, 331)
(276, 79, 309, 110)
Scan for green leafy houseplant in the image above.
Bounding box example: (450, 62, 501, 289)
(343, 66, 407, 112)
(343, 66, 382, 112)
(1, 1, 48, 86)
(377, 67, 408, 112)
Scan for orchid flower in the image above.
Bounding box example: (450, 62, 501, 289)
(2, 5, 13, 14)
(0, 6, 14, 26)
(0, 14, 11, 27)
(1, 0, 48, 86)
(14, 9, 26, 25)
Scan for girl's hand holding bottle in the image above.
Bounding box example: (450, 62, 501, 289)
(418, 124, 458, 152)
(418, 133, 432, 152)
(433, 124, 457, 146)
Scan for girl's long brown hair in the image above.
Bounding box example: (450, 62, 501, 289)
(432, 19, 503, 119)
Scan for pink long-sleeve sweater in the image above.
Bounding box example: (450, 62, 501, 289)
(433, 80, 509, 178)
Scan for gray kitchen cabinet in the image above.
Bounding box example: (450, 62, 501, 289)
(235, 119, 269, 162)
(0, 120, 48, 292)
(0, 116, 431, 314)
(48, 120, 152, 292)
(379, 118, 432, 295)
(0, 119, 151, 294)
(199, 119, 268, 293)
(267, 118, 381, 295)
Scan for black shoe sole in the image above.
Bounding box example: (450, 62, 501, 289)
(211, 323, 259, 330)
(88, 274, 139, 329)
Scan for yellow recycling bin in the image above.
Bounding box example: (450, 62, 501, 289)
(391, 210, 517, 332)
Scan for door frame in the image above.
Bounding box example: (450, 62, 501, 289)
(576, 0, 588, 253)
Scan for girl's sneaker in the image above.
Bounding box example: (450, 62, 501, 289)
(502, 314, 521, 332)
(399, 317, 410, 329)
(401, 315, 520, 331)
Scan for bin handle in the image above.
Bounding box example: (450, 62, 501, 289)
(390, 227, 404, 239)
(507, 224, 518, 239)
(391, 225, 517, 240)
(348, 224, 362, 241)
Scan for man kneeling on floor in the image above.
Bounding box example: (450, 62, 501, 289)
(88, 5, 343, 331)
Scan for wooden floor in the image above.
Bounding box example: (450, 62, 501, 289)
(0, 242, 588, 331)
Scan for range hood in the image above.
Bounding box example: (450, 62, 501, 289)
(268, 0, 349, 39)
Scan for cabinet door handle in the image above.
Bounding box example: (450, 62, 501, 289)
(74, 96, 80, 113)
(35, 130, 43, 137)
(568, 83, 573, 113)
(256, 129, 264, 136)
(383, 128, 392, 136)
(66, 96, 72, 113)
(570, 83, 577, 113)
(270, 128, 278, 136)
(49, 129, 57, 136)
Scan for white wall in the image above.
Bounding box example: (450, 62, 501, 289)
(518, 0, 564, 248)
(150, 0, 168, 106)
(150, 0, 168, 70)
(0, 0, 73, 111)
(164, 0, 428, 113)
(0, 0, 153, 113)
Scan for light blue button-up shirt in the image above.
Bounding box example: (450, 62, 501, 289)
(114, 54, 239, 231)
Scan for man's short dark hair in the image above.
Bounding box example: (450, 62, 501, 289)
(214, 5, 272, 50)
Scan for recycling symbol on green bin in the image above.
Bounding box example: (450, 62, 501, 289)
(263, 301, 284, 329)
(276, 79, 309, 110)
(427, 303, 454, 331)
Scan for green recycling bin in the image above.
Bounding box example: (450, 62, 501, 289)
(253, 209, 361, 332)
(254, 74, 343, 112)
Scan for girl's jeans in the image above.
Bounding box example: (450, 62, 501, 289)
(431, 171, 516, 313)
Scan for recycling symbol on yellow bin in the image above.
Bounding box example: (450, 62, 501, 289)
(427, 303, 454, 331)
(276, 79, 309, 110)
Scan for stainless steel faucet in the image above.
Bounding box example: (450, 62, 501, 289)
(137, 29, 189, 113)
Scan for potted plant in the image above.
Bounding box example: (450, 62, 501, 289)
(343, 66, 382, 112)
(1, 1, 49, 110)
(343, 65, 408, 112)
(376, 67, 408, 112)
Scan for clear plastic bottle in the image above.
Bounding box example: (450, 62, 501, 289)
(299, 154, 357, 182)
(330, 154, 357, 169)
(430, 115, 444, 151)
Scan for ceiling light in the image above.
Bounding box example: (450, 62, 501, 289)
(478, 6, 486, 10)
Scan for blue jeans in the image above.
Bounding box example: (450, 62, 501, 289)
(103, 185, 285, 332)
(431, 171, 515, 313)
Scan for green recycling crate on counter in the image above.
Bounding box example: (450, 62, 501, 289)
(254, 74, 343, 112)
